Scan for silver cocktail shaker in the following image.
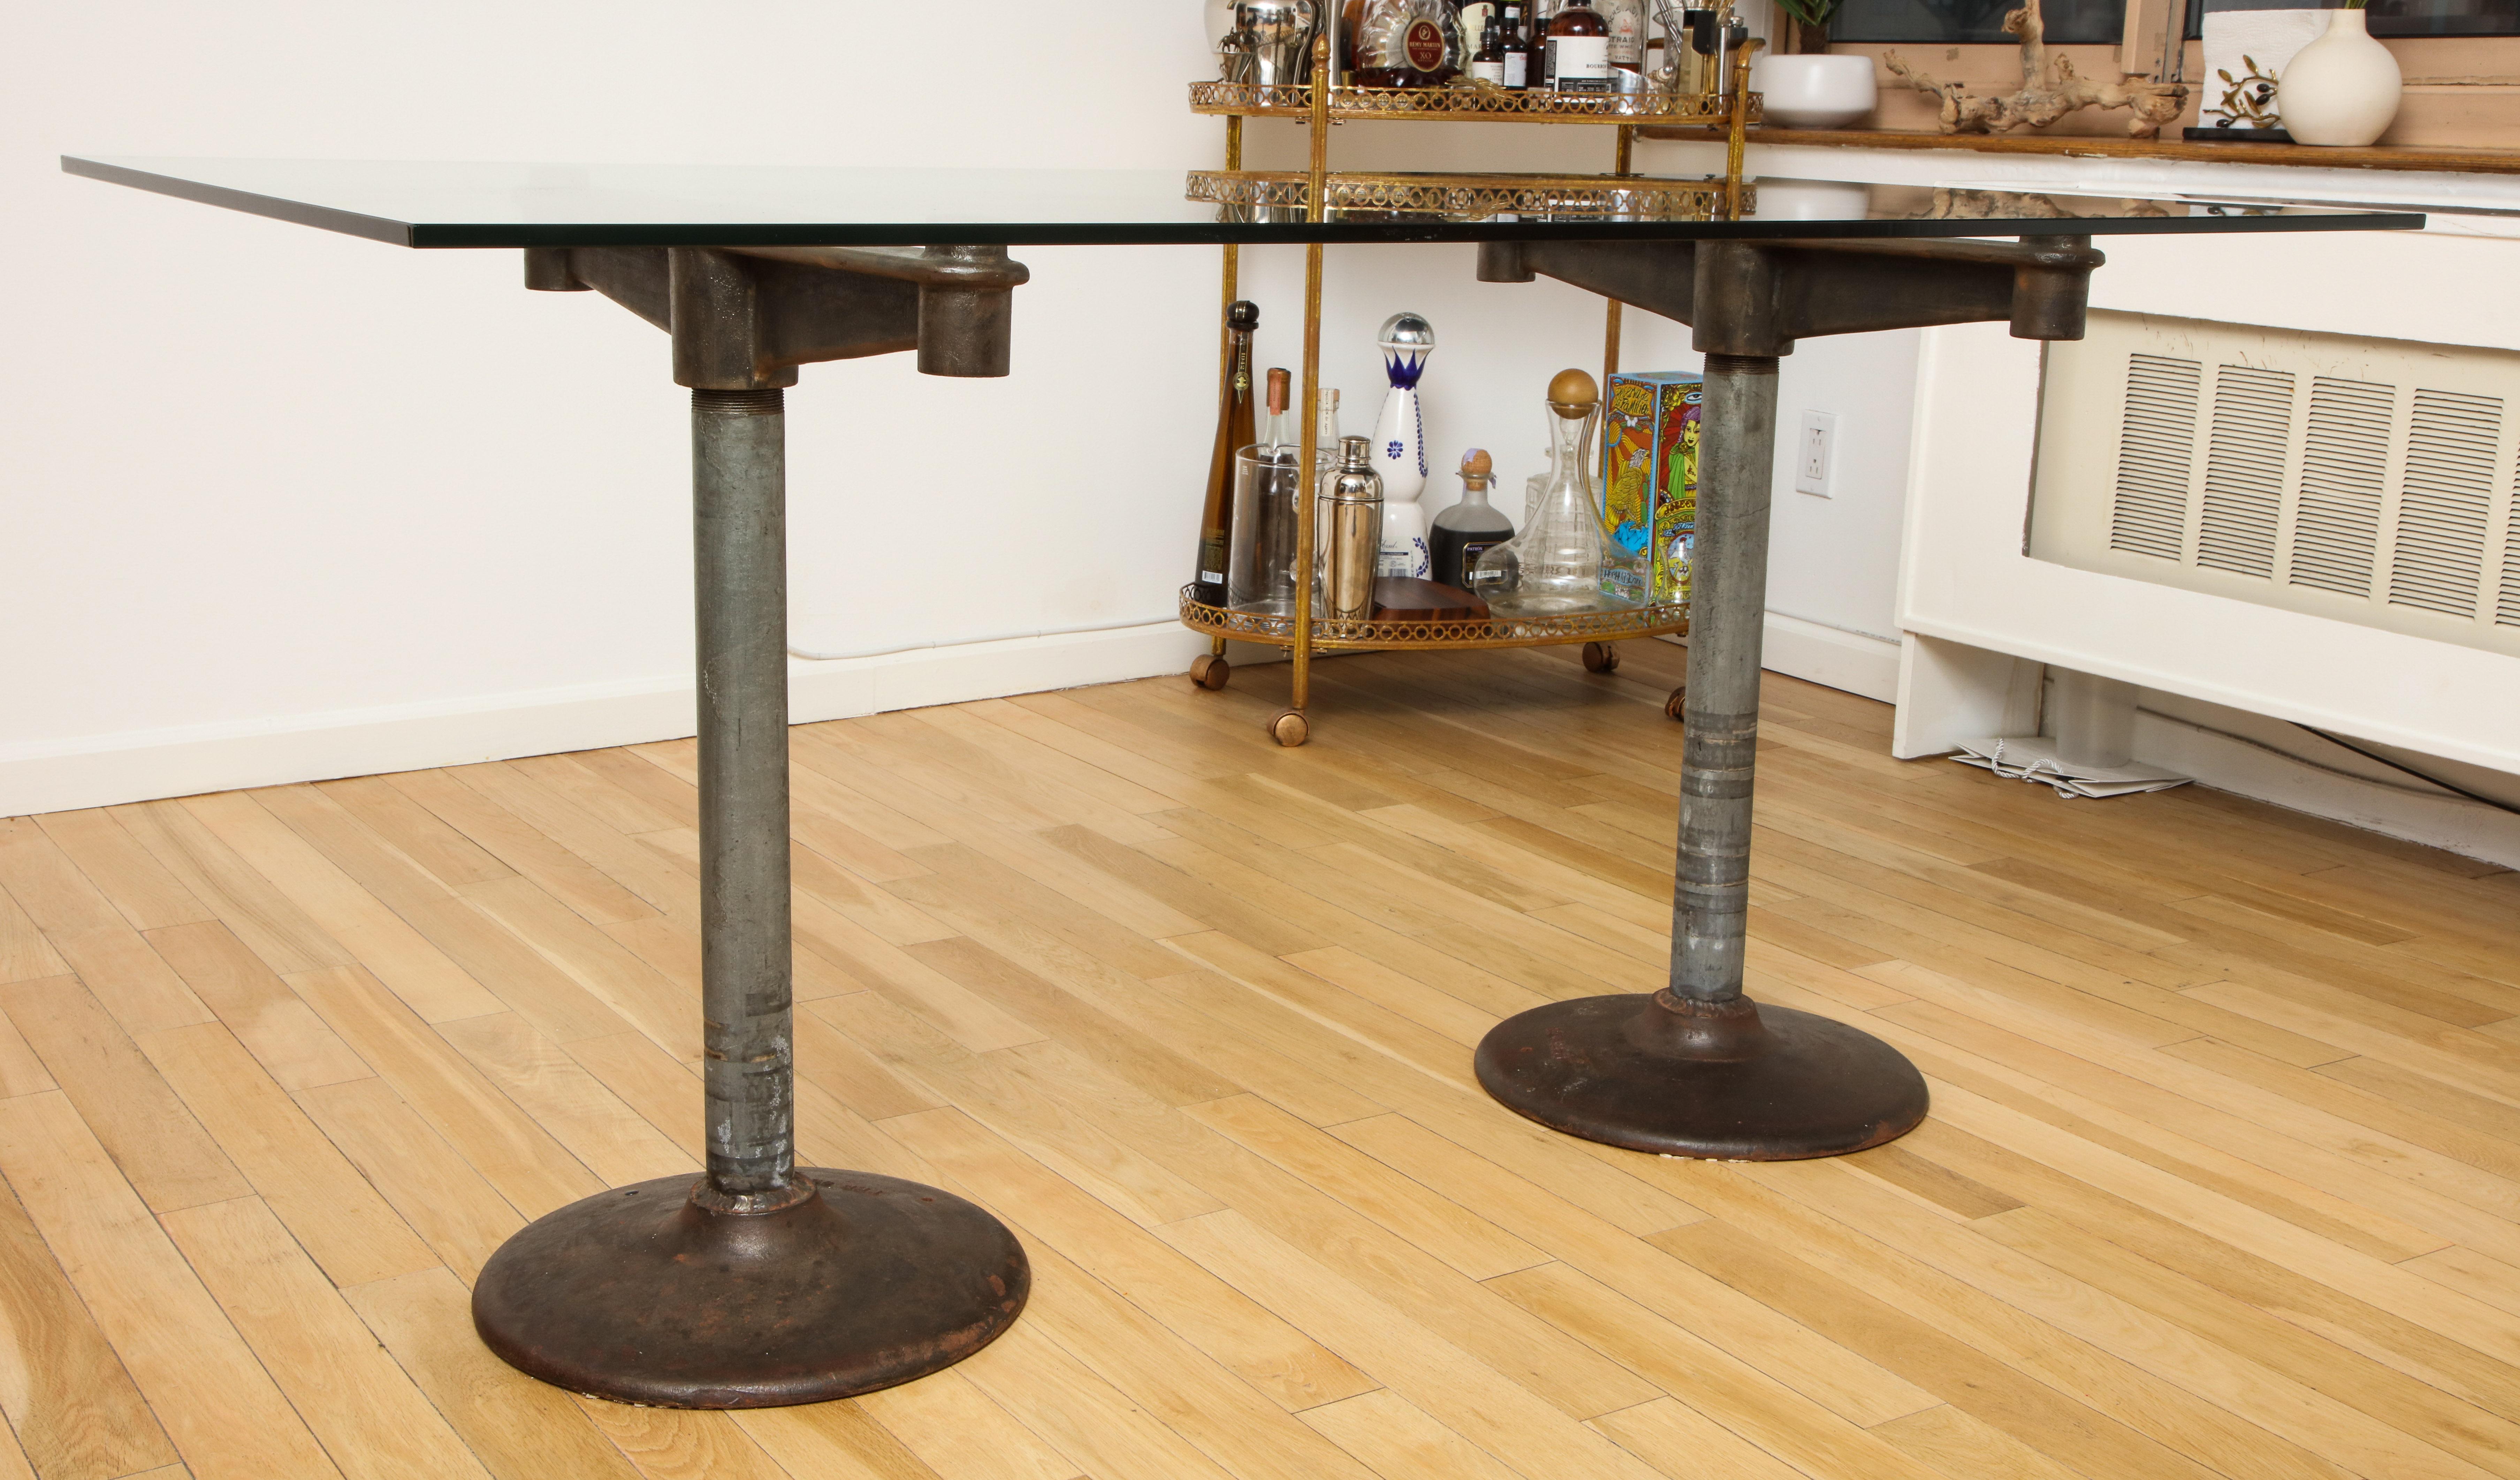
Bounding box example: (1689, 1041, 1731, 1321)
(1325, 435, 1384, 622)
(1238, 0, 1319, 87)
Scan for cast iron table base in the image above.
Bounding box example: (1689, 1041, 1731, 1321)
(473, 1170, 1027, 1408)
(467, 244, 1036, 1406)
(1470, 236, 2108, 1160)
(1475, 994, 1928, 1159)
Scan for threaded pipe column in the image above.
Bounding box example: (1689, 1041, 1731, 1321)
(1669, 353, 1780, 1004)
(691, 387, 797, 1207)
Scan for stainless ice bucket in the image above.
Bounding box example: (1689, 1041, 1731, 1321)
(1238, 0, 1318, 88)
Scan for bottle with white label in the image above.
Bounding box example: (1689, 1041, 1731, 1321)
(1468, 5, 1507, 83)
(1498, 1, 1530, 87)
(1599, 0, 1646, 73)
(1544, 0, 1611, 93)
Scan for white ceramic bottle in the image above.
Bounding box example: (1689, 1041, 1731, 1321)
(1371, 313, 1434, 579)
(2278, 8, 2401, 147)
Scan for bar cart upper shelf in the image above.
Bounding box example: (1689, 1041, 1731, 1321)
(1183, 36, 1764, 746)
(1189, 79, 1760, 126)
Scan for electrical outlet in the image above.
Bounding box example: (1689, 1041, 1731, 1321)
(1795, 410, 1836, 497)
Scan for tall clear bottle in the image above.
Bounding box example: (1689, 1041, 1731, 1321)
(1194, 300, 1260, 608)
(1599, 0, 1647, 77)
(1311, 387, 1342, 591)
(1468, 369, 1638, 614)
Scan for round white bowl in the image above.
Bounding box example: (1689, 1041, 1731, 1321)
(1749, 54, 1879, 130)
(1748, 178, 1873, 220)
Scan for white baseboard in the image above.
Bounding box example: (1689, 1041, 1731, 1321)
(1661, 613, 1903, 703)
(0, 623, 1207, 817)
(1754, 613, 1904, 703)
(2133, 711, 2520, 872)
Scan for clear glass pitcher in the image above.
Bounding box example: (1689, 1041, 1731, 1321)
(1469, 374, 1640, 615)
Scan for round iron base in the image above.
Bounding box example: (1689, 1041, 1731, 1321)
(472, 1168, 1028, 1409)
(1474, 993, 1928, 1160)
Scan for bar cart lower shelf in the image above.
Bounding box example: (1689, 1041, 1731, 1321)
(1179, 586, 1689, 745)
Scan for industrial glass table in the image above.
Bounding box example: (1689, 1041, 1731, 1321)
(64, 154, 2422, 1409)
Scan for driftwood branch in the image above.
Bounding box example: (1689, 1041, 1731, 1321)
(1881, 0, 2187, 138)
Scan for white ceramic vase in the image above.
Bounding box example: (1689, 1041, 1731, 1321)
(2278, 9, 2400, 147)
(1745, 54, 1878, 130)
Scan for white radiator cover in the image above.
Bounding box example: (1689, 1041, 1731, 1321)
(2031, 311, 2520, 661)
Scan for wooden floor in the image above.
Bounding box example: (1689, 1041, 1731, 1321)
(6, 640, 2520, 1480)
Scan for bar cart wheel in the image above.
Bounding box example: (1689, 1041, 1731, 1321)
(1270, 709, 1310, 747)
(1666, 685, 1686, 722)
(1190, 653, 1231, 691)
(1581, 641, 1619, 674)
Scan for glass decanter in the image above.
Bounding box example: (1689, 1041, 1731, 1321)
(1468, 369, 1640, 615)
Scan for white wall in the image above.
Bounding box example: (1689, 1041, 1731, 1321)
(4, 1, 1242, 813)
(4, 20, 1929, 812)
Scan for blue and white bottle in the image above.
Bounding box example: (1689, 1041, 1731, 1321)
(1371, 312, 1434, 579)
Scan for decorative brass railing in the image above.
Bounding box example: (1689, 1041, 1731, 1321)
(1189, 80, 1754, 127)
(1186, 169, 1740, 220)
(1180, 587, 1688, 651)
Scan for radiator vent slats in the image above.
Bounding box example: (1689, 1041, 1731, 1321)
(2196, 365, 2295, 579)
(2501, 452, 2520, 628)
(2108, 353, 2201, 560)
(2042, 313, 2520, 663)
(2388, 388, 2503, 618)
(2289, 376, 2394, 599)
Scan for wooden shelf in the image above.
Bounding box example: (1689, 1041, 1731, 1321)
(1632, 125, 2520, 175)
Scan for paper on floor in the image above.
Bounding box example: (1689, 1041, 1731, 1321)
(1951, 736, 2190, 799)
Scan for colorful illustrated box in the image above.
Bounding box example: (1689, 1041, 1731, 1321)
(1600, 370, 1701, 604)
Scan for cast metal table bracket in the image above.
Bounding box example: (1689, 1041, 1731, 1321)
(467, 242, 1035, 1409)
(1469, 234, 2101, 1162)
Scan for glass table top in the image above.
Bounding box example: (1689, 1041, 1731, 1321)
(62, 156, 2425, 248)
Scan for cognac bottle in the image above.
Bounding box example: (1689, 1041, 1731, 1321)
(1356, 0, 1464, 86)
(1194, 299, 1260, 608)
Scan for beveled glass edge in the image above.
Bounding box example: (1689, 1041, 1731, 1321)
(62, 155, 2428, 249)
(64, 156, 418, 246)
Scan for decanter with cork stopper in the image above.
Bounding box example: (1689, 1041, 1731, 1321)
(1468, 369, 1639, 615)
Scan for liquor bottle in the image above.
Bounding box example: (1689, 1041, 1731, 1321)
(1497, 0, 1530, 87)
(1468, 6, 1506, 82)
(1312, 388, 1342, 590)
(1261, 367, 1296, 457)
(1599, 0, 1646, 75)
(1370, 314, 1433, 579)
(1194, 299, 1260, 608)
(1431, 449, 1516, 590)
(1544, 0, 1611, 93)
(1356, 0, 1464, 86)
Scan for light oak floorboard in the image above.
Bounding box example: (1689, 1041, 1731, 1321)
(4, 655, 2517, 1480)
(0, 1093, 338, 1480)
(160, 1197, 492, 1480)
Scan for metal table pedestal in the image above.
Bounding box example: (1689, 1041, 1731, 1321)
(1473, 235, 2103, 1159)
(465, 244, 1035, 1407)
